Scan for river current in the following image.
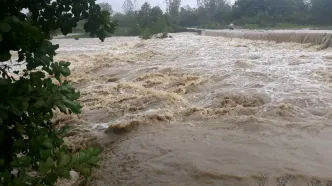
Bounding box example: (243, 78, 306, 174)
(53, 33, 332, 186)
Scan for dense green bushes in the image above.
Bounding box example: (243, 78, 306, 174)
(0, 0, 116, 185)
(198, 22, 228, 29)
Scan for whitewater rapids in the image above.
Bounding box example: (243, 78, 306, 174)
(53, 32, 332, 186)
(202, 29, 332, 49)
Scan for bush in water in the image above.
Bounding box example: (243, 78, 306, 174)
(0, 0, 117, 185)
(140, 29, 153, 40)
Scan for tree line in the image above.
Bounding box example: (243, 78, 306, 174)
(101, 0, 332, 36)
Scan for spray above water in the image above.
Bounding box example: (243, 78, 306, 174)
(53, 33, 332, 185)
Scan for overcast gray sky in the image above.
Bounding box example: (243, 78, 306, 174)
(97, 0, 235, 13)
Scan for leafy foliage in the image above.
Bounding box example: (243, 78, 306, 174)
(0, 0, 117, 185)
(122, 0, 135, 14)
(112, 2, 169, 38)
(139, 29, 153, 40)
(98, 3, 114, 15)
(233, 0, 332, 26)
(165, 0, 181, 23)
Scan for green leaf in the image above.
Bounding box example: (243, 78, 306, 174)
(15, 124, 25, 134)
(34, 99, 45, 108)
(72, 151, 90, 165)
(0, 130, 4, 144)
(13, 177, 23, 186)
(58, 154, 71, 167)
(0, 33, 2, 42)
(0, 110, 8, 119)
(0, 23, 11, 32)
(40, 150, 52, 160)
(60, 67, 71, 76)
(55, 126, 71, 136)
(10, 103, 22, 116)
(0, 79, 8, 85)
(46, 157, 54, 168)
(0, 172, 10, 184)
(63, 99, 81, 113)
(55, 150, 66, 160)
(89, 147, 101, 156)
(40, 56, 51, 65)
(55, 101, 67, 112)
(14, 139, 25, 149)
(43, 139, 53, 149)
(44, 173, 58, 185)
(55, 167, 70, 179)
(39, 162, 50, 173)
(0, 159, 4, 167)
(71, 91, 81, 100)
(88, 156, 99, 163)
(87, 156, 99, 166)
(22, 102, 29, 111)
(75, 165, 91, 177)
(39, 157, 54, 173)
(10, 160, 19, 167)
(19, 156, 32, 166)
(59, 61, 71, 67)
(53, 44, 60, 50)
(54, 137, 64, 146)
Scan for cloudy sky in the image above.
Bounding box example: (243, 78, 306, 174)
(97, 0, 235, 13)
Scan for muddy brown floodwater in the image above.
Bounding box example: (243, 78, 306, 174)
(53, 33, 332, 186)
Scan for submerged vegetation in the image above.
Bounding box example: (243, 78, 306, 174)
(0, 0, 116, 185)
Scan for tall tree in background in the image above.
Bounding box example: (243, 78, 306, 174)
(165, 0, 181, 23)
(311, 0, 332, 24)
(232, 0, 267, 19)
(138, 2, 152, 28)
(231, 0, 332, 26)
(123, 0, 135, 14)
(178, 5, 199, 26)
(197, 0, 210, 9)
(196, 0, 231, 23)
(149, 6, 167, 34)
(213, 0, 232, 23)
(99, 2, 114, 15)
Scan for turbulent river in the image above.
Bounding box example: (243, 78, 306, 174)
(53, 33, 332, 186)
